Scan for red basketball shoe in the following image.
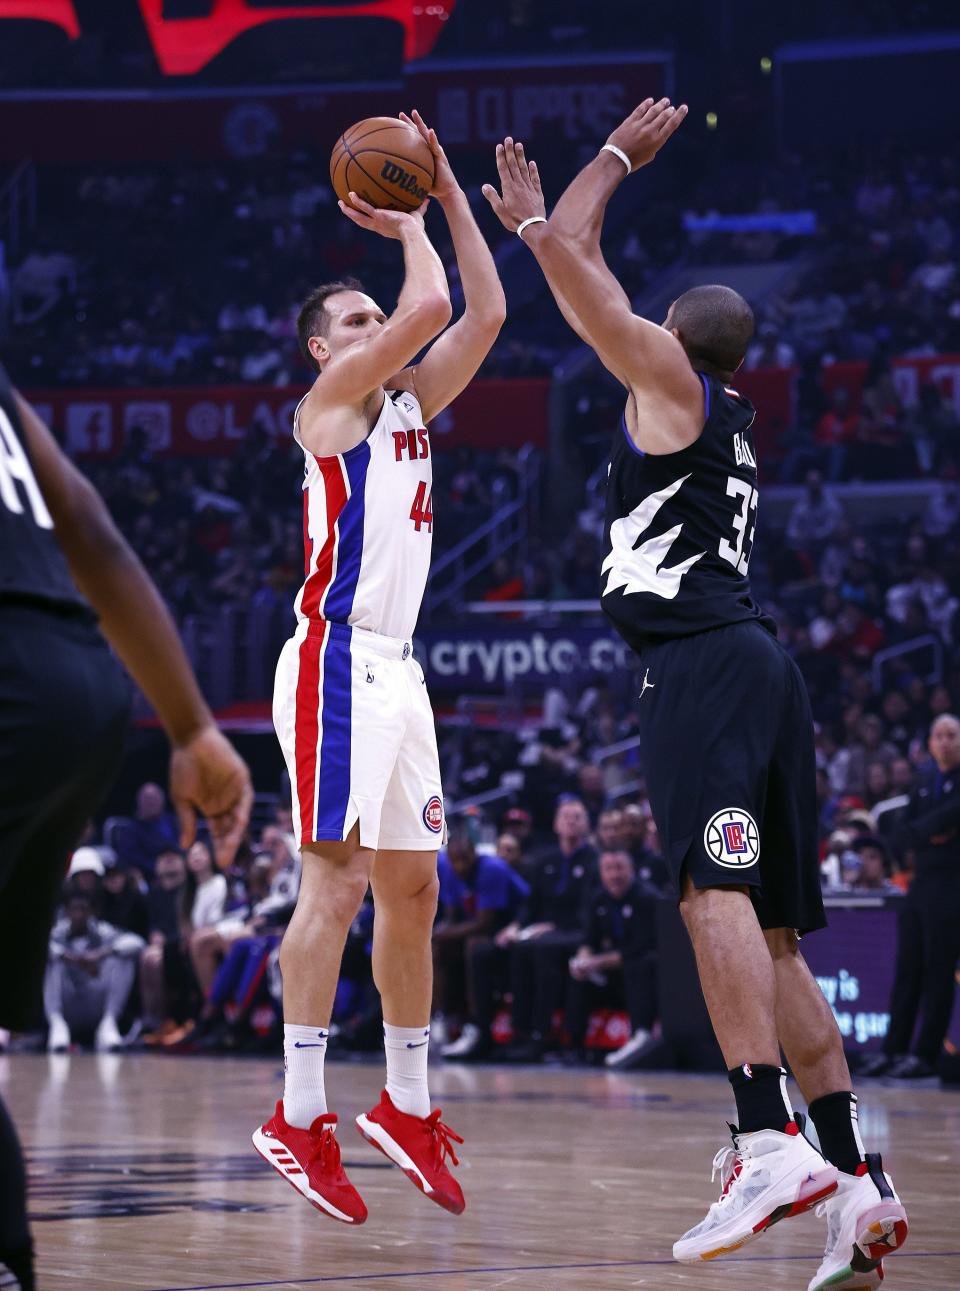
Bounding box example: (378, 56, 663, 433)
(356, 1089, 465, 1214)
(252, 1100, 367, 1224)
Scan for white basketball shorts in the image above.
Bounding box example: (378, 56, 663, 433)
(273, 619, 444, 851)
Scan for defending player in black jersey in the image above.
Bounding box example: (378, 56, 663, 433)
(0, 366, 253, 1291)
(485, 101, 908, 1289)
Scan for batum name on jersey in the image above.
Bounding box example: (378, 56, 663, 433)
(601, 372, 776, 652)
(293, 387, 433, 642)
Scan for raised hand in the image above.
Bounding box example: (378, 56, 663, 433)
(606, 97, 688, 171)
(338, 191, 428, 239)
(400, 108, 458, 201)
(482, 138, 546, 233)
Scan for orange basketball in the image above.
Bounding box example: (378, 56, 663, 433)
(330, 116, 435, 213)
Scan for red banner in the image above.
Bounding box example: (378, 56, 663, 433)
(718, 354, 960, 463)
(820, 353, 960, 414)
(0, 55, 668, 162)
(23, 379, 549, 458)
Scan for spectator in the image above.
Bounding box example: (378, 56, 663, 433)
(65, 846, 105, 904)
(595, 808, 627, 851)
(865, 714, 960, 1078)
(787, 470, 846, 549)
(495, 831, 525, 873)
(922, 478, 960, 538)
(576, 763, 608, 823)
(621, 801, 669, 889)
(139, 848, 187, 1040)
(100, 853, 149, 938)
(190, 826, 300, 996)
(45, 891, 145, 1052)
(434, 832, 529, 1054)
(493, 799, 598, 1061)
(848, 835, 900, 894)
(566, 849, 660, 1069)
(13, 240, 76, 322)
(182, 840, 227, 931)
(501, 807, 533, 848)
(813, 392, 860, 483)
(113, 782, 181, 881)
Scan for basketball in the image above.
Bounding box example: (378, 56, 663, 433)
(330, 116, 435, 212)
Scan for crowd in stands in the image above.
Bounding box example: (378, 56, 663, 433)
(5, 136, 955, 394)
(24, 666, 956, 1077)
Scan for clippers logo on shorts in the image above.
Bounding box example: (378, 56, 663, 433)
(423, 795, 444, 834)
(703, 808, 759, 869)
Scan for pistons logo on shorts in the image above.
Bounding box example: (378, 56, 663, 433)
(703, 808, 760, 869)
(422, 795, 444, 834)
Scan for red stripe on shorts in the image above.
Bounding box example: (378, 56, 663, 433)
(300, 456, 348, 622)
(294, 620, 328, 843)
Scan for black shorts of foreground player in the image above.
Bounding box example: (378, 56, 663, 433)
(485, 98, 908, 1289)
(638, 619, 824, 935)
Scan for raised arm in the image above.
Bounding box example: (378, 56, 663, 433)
(15, 392, 253, 866)
(483, 151, 633, 385)
(485, 101, 700, 419)
(389, 111, 506, 420)
(311, 198, 452, 409)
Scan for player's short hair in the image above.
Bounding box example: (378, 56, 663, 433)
(297, 278, 365, 372)
(668, 284, 755, 373)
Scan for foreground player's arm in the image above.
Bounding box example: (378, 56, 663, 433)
(389, 111, 505, 420)
(316, 198, 452, 408)
(483, 149, 632, 385)
(14, 392, 253, 866)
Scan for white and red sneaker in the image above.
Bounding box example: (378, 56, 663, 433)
(807, 1155, 908, 1290)
(252, 1100, 367, 1224)
(356, 1089, 465, 1215)
(673, 1121, 838, 1263)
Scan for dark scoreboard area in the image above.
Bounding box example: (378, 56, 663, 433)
(0, 1, 457, 86)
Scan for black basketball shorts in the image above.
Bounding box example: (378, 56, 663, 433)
(636, 620, 825, 935)
(0, 606, 129, 1031)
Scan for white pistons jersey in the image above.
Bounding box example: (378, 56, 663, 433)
(275, 385, 444, 852)
(293, 387, 433, 640)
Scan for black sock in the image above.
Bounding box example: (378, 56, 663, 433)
(727, 1063, 794, 1133)
(809, 1091, 865, 1176)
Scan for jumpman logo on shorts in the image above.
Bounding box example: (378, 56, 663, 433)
(640, 668, 656, 700)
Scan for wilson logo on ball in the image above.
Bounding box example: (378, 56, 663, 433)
(703, 808, 759, 868)
(422, 796, 444, 834)
(380, 160, 428, 201)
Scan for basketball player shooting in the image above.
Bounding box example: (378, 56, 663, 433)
(0, 373, 253, 1291)
(252, 110, 506, 1222)
(484, 100, 908, 1288)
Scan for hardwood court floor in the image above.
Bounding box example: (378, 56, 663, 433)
(2, 1052, 957, 1290)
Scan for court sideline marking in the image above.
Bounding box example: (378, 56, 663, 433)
(142, 1249, 960, 1291)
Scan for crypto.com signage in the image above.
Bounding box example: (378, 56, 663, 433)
(0, 0, 456, 71)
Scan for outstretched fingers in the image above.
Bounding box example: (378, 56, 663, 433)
(659, 103, 689, 136)
(502, 136, 525, 184)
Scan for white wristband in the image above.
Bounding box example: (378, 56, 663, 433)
(516, 215, 547, 239)
(600, 143, 632, 174)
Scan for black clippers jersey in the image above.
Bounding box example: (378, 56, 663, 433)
(601, 372, 775, 652)
(0, 363, 91, 616)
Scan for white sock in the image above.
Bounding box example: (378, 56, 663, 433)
(383, 1022, 431, 1118)
(282, 1023, 329, 1128)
